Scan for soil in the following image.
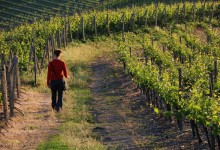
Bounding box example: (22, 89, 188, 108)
(90, 52, 210, 150)
(0, 91, 60, 150)
(194, 27, 207, 44)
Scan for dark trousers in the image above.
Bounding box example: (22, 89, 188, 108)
(50, 79, 64, 110)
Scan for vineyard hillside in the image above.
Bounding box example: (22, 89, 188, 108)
(0, 0, 220, 149)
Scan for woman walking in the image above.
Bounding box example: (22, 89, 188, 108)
(47, 49, 68, 112)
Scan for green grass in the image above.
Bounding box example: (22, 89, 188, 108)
(35, 37, 117, 150)
(37, 135, 69, 150)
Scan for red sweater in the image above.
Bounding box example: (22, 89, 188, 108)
(47, 59, 68, 86)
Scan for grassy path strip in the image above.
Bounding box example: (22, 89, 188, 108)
(37, 38, 116, 150)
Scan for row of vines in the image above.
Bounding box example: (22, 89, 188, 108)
(118, 17, 220, 150)
(0, 0, 100, 29)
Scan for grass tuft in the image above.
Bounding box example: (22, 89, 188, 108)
(37, 135, 69, 150)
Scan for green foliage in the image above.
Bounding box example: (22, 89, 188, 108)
(118, 23, 220, 135)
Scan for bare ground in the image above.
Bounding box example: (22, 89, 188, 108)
(90, 52, 210, 150)
(0, 91, 60, 150)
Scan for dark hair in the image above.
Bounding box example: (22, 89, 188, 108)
(54, 49, 62, 57)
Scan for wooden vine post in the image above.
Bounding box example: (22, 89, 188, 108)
(209, 72, 214, 100)
(1, 58, 9, 121)
(106, 13, 110, 34)
(62, 28, 66, 49)
(41, 40, 47, 67)
(63, 27, 66, 49)
(16, 57, 20, 99)
(151, 38, 154, 47)
(202, 2, 206, 21)
(169, 26, 172, 37)
(130, 13, 135, 31)
(10, 56, 18, 116)
(209, 72, 216, 150)
(121, 12, 125, 41)
(13, 54, 20, 99)
(7, 64, 12, 117)
(214, 59, 218, 83)
(177, 68, 183, 133)
(6, 30, 13, 117)
(6, 61, 11, 114)
(179, 36, 184, 63)
(191, 4, 196, 22)
(144, 10, 148, 27)
(162, 45, 166, 52)
(213, 58, 218, 149)
(58, 29, 62, 48)
(151, 39, 154, 65)
(47, 40, 50, 63)
(68, 16, 73, 42)
(155, 5, 158, 26)
(174, 5, 180, 24)
(209, 2, 214, 23)
(65, 23, 68, 46)
(182, 2, 186, 22)
(94, 15, 97, 36)
(51, 35, 55, 54)
(33, 46, 37, 86)
(57, 29, 61, 49)
(162, 6, 167, 25)
(9, 30, 13, 62)
(82, 17, 85, 41)
(50, 37, 54, 60)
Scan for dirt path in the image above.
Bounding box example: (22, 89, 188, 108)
(90, 52, 209, 149)
(0, 91, 60, 150)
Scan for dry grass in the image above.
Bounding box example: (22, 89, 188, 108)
(20, 67, 50, 93)
(0, 91, 60, 150)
